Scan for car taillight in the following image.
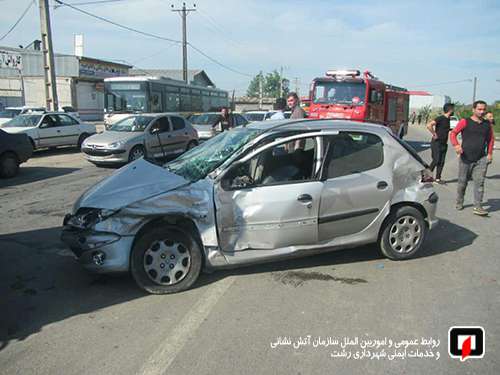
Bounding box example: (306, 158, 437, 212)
(421, 169, 434, 183)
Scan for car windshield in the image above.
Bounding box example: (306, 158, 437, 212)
(165, 127, 260, 181)
(190, 113, 220, 126)
(2, 114, 42, 127)
(0, 109, 21, 118)
(109, 116, 152, 132)
(245, 113, 266, 122)
(313, 81, 366, 105)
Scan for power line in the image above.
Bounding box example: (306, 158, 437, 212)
(412, 79, 473, 88)
(55, 0, 254, 78)
(188, 42, 252, 77)
(53, 0, 182, 44)
(0, 0, 35, 41)
(54, 0, 130, 7)
(196, 8, 241, 49)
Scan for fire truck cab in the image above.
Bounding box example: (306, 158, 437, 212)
(308, 69, 409, 138)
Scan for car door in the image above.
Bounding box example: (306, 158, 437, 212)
(317, 131, 393, 242)
(145, 116, 171, 158)
(168, 116, 190, 153)
(56, 114, 81, 145)
(37, 114, 65, 147)
(214, 134, 324, 252)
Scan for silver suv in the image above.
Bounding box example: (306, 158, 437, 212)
(62, 120, 438, 294)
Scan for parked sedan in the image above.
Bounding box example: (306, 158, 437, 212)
(62, 120, 438, 294)
(0, 112, 96, 150)
(81, 113, 198, 165)
(0, 129, 33, 178)
(188, 112, 249, 139)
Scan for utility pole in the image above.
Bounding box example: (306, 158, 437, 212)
(293, 77, 299, 96)
(472, 76, 477, 104)
(259, 73, 263, 110)
(39, 0, 58, 111)
(171, 2, 196, 83)
(279, 66, 283, 98)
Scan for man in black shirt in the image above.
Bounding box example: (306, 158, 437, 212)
(426, 103, 454, 183)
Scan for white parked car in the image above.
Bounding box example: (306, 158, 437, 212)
(0, 106, 46, 126)
(0, 112, 96, 150)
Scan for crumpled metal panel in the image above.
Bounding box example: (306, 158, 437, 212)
(76, 158, 189, 211)
(95, 178, 219, 248)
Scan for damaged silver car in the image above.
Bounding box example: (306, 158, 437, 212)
(61, 120, 438, 294)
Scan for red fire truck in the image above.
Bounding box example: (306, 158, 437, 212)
(307, 69, 410, 137)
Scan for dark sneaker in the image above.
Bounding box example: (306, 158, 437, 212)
(473, 207, 488, 216)
(456, 203, 464, 211)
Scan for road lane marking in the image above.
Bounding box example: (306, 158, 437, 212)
(138, 277, 235, 375)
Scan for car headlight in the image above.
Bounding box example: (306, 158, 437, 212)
(108, 141, 124, 149)
(68, 208, 119, 229)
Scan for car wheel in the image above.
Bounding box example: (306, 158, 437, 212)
(0, 152, 20, 178)
(78, 133, 90, 148)
(128, 145, 145, 162)
(379, 206, 427, 260)
(130, 225, 202, 294)
(186, 140, 198, 151)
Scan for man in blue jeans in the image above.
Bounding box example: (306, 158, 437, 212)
(450, 100, 494, 216)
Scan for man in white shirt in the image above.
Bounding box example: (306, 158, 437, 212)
(269, 98, 286, 120)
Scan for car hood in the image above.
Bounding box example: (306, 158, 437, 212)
(1, 126, 35, 133)
(84, 131, 143, 146)
(75, 158, 190, 210)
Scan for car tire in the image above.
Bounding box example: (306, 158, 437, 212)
(130, 225, 202, 294)
(186, 140, 198, 151)
(0, 152, 20, 178)
(128, 145, 145, 162)
(78, 133, 90, 148)
(379, 206, 427, 260)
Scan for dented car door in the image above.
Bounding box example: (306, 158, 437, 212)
(214, 134, 324, 252)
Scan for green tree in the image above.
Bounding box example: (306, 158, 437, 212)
(246, 71, 264, 97)
(246, 70, 289, 98)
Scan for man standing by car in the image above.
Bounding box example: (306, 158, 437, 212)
(287, 92, 305, 119)
(213, 107, 234, 132)
(427, 103, 454, 183)
(450, 100, 494, 216)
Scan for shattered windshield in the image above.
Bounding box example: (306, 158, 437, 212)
(165, 128, 260, 181)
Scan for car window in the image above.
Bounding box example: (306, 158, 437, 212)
(170, 116, 185, 131)
(322, 132, 384, 179)
(57, 114, 78, 126)
(40, 114, 60, 128)
(150, 117, 170, 133)
(225, 136, 318, 189)
(236, 114, 248, 126)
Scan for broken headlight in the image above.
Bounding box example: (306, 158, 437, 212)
(68, 208, 119, 229)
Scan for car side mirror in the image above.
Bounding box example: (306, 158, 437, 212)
(150, 126, 160, 135)
(39, 122, 48, 129)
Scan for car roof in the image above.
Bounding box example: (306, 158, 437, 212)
(246, 119, 390, 136)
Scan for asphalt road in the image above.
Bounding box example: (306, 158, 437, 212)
(0, 125, 499, 375)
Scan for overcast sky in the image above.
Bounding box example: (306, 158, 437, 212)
(1, 0, 500, 103)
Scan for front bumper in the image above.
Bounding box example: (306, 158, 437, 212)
(61, 223, 134, 273)
(82, 147, 128, 164)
